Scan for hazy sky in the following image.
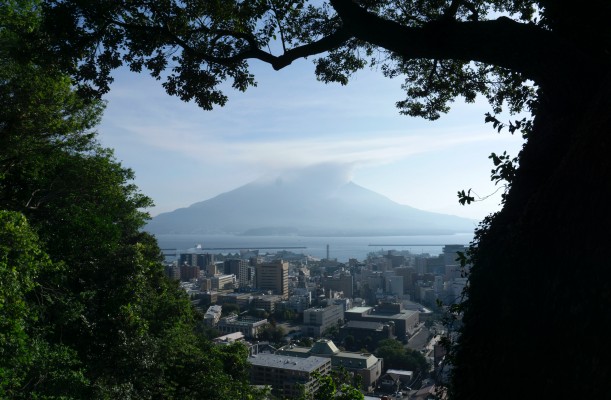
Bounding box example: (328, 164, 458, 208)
(98, 57, 525, 220)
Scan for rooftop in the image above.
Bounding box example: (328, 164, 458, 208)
(371, 309, 419, 320)
(346, 306, 372, 314)
(277, 340, 380, 369)
(343, 320, 385, 330)
(386, 369, 414, 378)
(219, 316, 267, 326)
(213, 332, 245, 343)
(333, 352, 379, 369)
(311, 339, 340, 355)
(249, 353, 330, 373)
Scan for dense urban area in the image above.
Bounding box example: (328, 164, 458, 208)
(167, 245, 466, 399)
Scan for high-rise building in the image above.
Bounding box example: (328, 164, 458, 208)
(179, 253, 197, 266)
(164, 264, 180, 280)
(442, 245, 467, 266)
(179, 252, 214, 269)
(394, 267, 417, 298)
(225, 259, 255, 288)
(433, 275, 444, 293)
(385, 275, 404, 296)
(415, 256, 427, 275)
(255, 260, 289, 298)
(179, 264, 200, 281)
(321, 273, 354, 298)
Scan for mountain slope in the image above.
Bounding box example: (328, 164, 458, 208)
(145, 173, 476, 236)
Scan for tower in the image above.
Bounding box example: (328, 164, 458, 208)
(255, 260, 289, 298)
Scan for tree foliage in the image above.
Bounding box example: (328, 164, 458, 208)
(299, 370, 364, 400)
(0, 211, 84, 398)
(0, 3, 264, 398)
(259, 323, 287, 343)
(18, 0, 611, 398)
(375, 339, 429, 380)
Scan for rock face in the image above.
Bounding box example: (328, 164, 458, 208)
(145, 170, 476, 236)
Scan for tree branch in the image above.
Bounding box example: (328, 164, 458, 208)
(329, 0, 594, 89)
(267, 29, 352, 70)
(108, 18, 350, 71)
(176, 27, 351, 70)
(443, 0, 463, 20)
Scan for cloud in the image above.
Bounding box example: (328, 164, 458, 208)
(101, 63, 522, 178)
(116, 119, 503, 174)
(99, 64, 526, 220)
(254, 162, 355, 187)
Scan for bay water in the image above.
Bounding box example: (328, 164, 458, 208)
(153, 232, 475, 262)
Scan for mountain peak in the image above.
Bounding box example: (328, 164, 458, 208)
(146, 167, 476, 236)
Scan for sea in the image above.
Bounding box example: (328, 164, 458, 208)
(154, 232, 475, 263)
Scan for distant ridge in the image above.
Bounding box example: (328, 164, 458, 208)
(145, 167, 476, 236)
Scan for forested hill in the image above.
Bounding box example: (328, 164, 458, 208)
(0, 5, 264, 398)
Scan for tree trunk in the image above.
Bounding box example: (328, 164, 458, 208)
(451, 71, 611, 398)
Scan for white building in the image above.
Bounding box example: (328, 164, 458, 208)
(204, 305, 223, 327)
(302, 304, 344, 337)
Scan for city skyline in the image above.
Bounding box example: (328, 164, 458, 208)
(99, 57, 525, 221)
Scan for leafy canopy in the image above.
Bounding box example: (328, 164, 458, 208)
(375, 339, 429, 378)
(39, 0, 589, 118)
(1, 2, 266, 398)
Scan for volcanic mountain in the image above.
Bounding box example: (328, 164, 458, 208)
(145, 168, 476, 236)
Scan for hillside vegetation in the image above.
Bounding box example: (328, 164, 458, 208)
(0, 4, 263, 398)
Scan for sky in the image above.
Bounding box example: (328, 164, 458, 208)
(98, 57, 526, 221)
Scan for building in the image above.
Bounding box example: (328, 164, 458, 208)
(442, 245, 467, 266)
(329, 297, 352, 312)
(302, 304, 344, 337)
(385, 275, 404, 296)
(164, 264, 180, 280)
(213, 332, 246, 345)
(200, 290, 218, 305)
(252, 294, 284, 312)
(211, 274, 237, 290)
(338, 320, 395, 351)
(203, 305, 223, 327)
(179, 252, 214, 269)
(288, 294, 311, 313)
(345, 302, 419, 342)
(179, 253, 198, 267)
(199, 278, 212, 291)
(217, 315, 267, 339)
(205, 262, 219, 276)
(321, 273, 354, 298)
(179, 264, 200, 281)
(411, 384, 443, 400)
(433, 275, 444, 293)
(225, 258, 255, 288)
(380, 369, 414, 392)
(217, 292, 253, 309)
(276, 339, 383, 391)
(255, 260, 289, 298)
(394, 267, 417, 297)
(384, 252, 406, 268)
(249, 353, 331, 398)
(415, 256, 428, 275)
